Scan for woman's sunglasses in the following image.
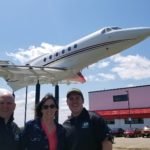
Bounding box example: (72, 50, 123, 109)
(42, 104, 56, 109)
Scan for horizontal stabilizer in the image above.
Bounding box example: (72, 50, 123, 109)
(62, 72, 86, 84)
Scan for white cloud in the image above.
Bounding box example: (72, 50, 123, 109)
(126, 84, 135, 87)
(58, 97, 71, 123)
(88, 63, 96, 68)
(88, 61, 110, 69)
(14, 90, 35, 127)
(85, 75, 96, 82)
(111, 54, 150, 80)
(85, 73, 115, 82)
(15, 99, 35, 127)
(97, 73, 115, 80)
(85, 54, 150, 82)
(6, 43, 62, 64)
(97, 61, 110, 68)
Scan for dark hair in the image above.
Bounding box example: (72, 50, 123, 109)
(35, 93, 58, 118)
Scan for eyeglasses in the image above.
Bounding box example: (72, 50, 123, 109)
(42, 104, 56, 110)
(0, 101, 14, 105)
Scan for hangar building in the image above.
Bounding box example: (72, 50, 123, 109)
(89, 85, 150, 129)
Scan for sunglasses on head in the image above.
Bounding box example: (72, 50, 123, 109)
(42, 104, 56, 109)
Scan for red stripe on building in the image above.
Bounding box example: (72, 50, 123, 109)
(95, 108, 150, 119)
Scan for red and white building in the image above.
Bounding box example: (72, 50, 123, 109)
(89, 85, 150, 129)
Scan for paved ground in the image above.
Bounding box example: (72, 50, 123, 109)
(113, 137, 150, 150)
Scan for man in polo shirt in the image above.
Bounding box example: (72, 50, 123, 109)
(63, 88, 113, 150)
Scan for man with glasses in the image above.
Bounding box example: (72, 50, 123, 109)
(0, 88, 20, 150)
(63, 88, 113, 150)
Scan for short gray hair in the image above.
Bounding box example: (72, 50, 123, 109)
(0, 88, 15, 101)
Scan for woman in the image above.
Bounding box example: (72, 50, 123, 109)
(20, 93, 66, 150)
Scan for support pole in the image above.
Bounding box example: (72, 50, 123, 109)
(126, 91, 132, 128)
(35, 81, 40, 118)
(24, 86, 28, 126)
(55, 85, 59, 123)
(35, 81, 40, 105)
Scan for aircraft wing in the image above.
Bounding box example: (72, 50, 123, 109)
(0, 60, 86, 91)
(0, 60, 67, 91)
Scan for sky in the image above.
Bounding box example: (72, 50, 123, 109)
(0, 0, 150, 127)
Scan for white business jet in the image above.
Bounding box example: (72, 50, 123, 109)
(0, 26, 150, 91)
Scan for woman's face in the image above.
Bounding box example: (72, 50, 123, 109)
(41, 99, 57, 119)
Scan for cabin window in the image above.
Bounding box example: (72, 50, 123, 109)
(49, 55, 52, 59)
(55, 52, 59, 57)
(62, 49, 65, 54)
(68, 47, 71, 51)
(43, 58, 47, 62)
(74, 44, 77, 48)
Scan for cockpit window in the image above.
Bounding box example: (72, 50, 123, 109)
(101, 27, 121, 34)
(101, 29, 106, 34)
(106, 28, 112, 32)
(111, 27, 121, 30)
